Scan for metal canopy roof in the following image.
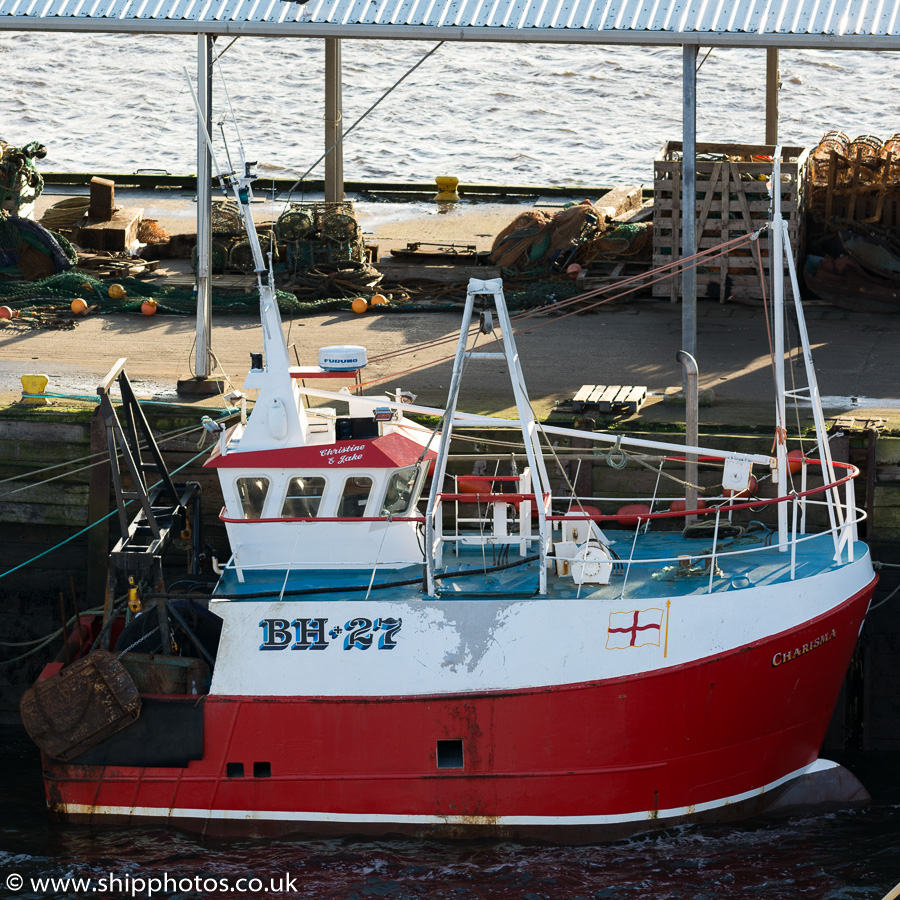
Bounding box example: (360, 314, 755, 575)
(1, 0, 899, 48)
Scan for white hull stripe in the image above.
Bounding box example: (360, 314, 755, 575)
(57, 760, 836, 827)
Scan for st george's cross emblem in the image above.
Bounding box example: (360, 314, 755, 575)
(606, 608, 665, 649)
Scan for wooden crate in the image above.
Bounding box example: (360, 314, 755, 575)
(652, 142, 809, 301)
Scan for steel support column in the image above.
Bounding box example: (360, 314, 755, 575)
(195, 33, 214, 379)
(766, 48, 780, 145)
(681, 44, 698, 374)
(325, 38, 344, 202)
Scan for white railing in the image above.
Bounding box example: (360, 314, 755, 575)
(425, 458, 866, 598)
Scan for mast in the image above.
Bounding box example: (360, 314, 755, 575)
(771, 150, 789, 549)
(184, 70, 307, 450)
(772, 150, 846, 559)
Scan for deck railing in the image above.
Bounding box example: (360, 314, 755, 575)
(429, 458, 864, 595)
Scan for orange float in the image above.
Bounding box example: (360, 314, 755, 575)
(787, 449, 805, 474)
(0, 306, 13, 320)
(670, 498, 708, 513)
(351, 298, 368, 314)
(70, 298, 88, 315)
(369, 294, 389, 306)
(615, 503, 651, 527)
(141, 299, 158, 316)
(724, 475, 759, 499)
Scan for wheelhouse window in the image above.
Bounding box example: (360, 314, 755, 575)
(282, 476, 326, 518)
(381, 465, 421, 516)
(338, 476, 373, 518)
(235, 477, 270, 519)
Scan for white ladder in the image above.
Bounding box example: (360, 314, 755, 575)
(423, 278, 553, 596)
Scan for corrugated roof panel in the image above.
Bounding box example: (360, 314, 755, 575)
(517, 0, 547, 27)
(564, 0, 594, 29)
(862, 0, 891, 33)
(2, 0, 900, 45)
(94, 0, 122, 17)
(887, 0, 900, 32)
(359, 0, 382, 24)
(496, 0, 520, 28)
(378, 0, 400, 24)
(869, 0, 887, 32)
(244, 0, 267, 21)
(317, 0, 342, 22)
(470, 0, 495, 27)
(624, 0, 659, 30)
(430, 0, 459, 27)
(609, 0, 635, 28)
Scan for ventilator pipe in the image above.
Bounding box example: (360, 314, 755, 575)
(676, 350, 699, 524)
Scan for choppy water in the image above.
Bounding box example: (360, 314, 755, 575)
(2, 729, 900, 900)
(2, 34, 900, 186)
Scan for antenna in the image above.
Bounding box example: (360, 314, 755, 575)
(182, 68, 266, 279)
(183, 67, 228, 182)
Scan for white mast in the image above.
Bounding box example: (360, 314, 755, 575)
(771, 150, 789, 549)
(184, 69, 308, 450)
(772, 149, 847, 559)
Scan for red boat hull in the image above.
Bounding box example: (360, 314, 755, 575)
(42, 579, 875, 842)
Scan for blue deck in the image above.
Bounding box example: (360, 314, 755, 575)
(214, 526, 864, 602)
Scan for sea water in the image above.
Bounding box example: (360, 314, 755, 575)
(1, 730, 900, 899)
(1, 33, 899, 187)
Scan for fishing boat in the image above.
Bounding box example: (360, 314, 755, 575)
(21, 151, 877, 842)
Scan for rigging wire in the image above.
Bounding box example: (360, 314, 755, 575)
(213, 47, 249, 178)
(356, 230, 764, 391)
(0, 414, 233, 499)
(366, 229, 761, 370)
(282, 41, 446, 206)
(0, 441, 217, 583)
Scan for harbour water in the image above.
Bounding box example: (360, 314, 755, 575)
(2, 34, 900, 187)
(2, 728, 900, 899)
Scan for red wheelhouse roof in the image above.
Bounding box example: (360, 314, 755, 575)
(205, 429, 434, 470)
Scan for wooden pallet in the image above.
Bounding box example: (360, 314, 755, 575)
(652, 142, 809, 302)
(579, 261, 652, 296)
(571, 384, 647, 414)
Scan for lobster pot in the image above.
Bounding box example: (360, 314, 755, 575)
(276, 200, 365, 272)
(652, 142, 809, 302)
(808, 132, 900, 228)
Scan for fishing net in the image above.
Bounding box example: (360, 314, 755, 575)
(490, 211, 551, 269)
(0, 215, 77, 280)
(547, 202, 600, 252)
(490, 203, 605, 277)
(577, 223, 653, 264)
(0, 270, 304, 315)
(283, 260, 383, 300)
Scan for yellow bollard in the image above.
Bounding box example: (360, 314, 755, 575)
(20, 374, 49, 406)
(435, 175, 460, 203)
